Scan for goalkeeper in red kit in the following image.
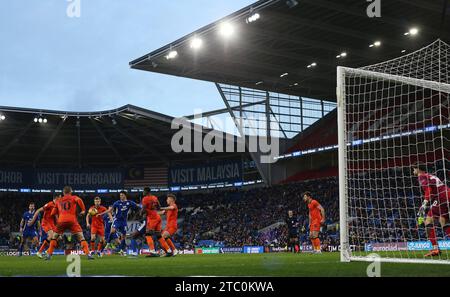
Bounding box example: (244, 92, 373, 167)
(413, 162, 450, 257)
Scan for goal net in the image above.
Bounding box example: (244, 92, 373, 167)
(338, 39, 450, 264)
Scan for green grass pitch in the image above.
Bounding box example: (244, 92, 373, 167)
(1, 252, 450, 277)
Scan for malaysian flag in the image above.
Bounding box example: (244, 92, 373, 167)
(123, 167, 168, 188)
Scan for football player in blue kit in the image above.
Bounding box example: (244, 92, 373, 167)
(18, 202, 40, 256)
(99, 191, 140, 255)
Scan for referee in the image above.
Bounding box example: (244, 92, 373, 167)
(286, 210, 299, 253)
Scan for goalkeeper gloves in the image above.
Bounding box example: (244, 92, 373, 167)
(417, 216, 425, 226)
(417, 200, 429, 218)
(417, 200, 429, 226)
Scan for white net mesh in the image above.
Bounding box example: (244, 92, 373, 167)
(339, 39, 450, 263)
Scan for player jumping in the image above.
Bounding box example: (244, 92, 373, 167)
(86, 197, 111, 257)
(142, 187, 172, 257)
(45, 186, 93, 260)
(100, 190, 140, 255)
(160, 193, 179, 256)
(303, 192, 325, 254)
(19, 202, 40, 256)
(28, 194, 60, 258)
(413, 162, 450, 257)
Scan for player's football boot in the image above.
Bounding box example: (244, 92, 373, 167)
(173, 250, 178, 256)
(424, 249, 440, 257)
(44, 254, 52, 261)
(97, 251, 103, 258)
(145, 251, 160, 257)
(87, 254, 95, 260)
(165, 252, 174, 257)
(127, 252, 138, 258)
(36, 252, 43, 259)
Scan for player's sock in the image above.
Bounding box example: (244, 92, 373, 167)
(38, 239, 49, 253)
(97, 242, 103, 252)
(294, 244, 299, 253)
(90, 240, 96, 251)
(166, 238, 176, 252)
(145, 236, 155, 251)
(47, 239, 57, 256)
(80, 240, 90, 255)
(19, 243, 24, 255)
(120, 239, 126, 251)
(312, 238, 321, 251)
(426, 225, 439, 249)
(158, 237, 170, 252)
(130, 239, 138, 254)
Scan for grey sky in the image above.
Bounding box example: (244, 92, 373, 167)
(0, 0, 255, 116)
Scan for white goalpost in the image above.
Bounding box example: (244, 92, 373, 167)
(338, 39, 450, 264)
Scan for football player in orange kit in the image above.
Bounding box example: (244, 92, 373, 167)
(141, 187, 172, 257)
(45, 186, 94, 260)
(160, 193, 179, 256)
(303, 191, 326, 254)
(28, 194, 61, 258)
(86, 196, 110, 257)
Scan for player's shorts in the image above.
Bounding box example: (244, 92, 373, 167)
(23, 229, 38, 239)
(428, 201, 450, 220)
(163, 225, 177, 236)
(112, 219, 127, 235)
(91, 225, 105, 237)
(40, 225, 55, 242)
(288, 230, 299, 238)
(146, 217, 162, 232)
(55, 221, 83, 234)
(137, 221, 146, 236)
(309, 220, 321, 233)
(41, 222, 56, 234)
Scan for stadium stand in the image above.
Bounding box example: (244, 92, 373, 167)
(285, 110, 338, 154)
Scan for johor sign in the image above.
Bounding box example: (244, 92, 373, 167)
(0, 169, 123, 190)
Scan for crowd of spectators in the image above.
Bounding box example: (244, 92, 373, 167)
(177, 177, 339, 248)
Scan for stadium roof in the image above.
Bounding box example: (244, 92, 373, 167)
(130, 0, 450, 102)
(0, 105, 247, 168)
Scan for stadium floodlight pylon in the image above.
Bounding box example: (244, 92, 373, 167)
(338, 39, 450, 264)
